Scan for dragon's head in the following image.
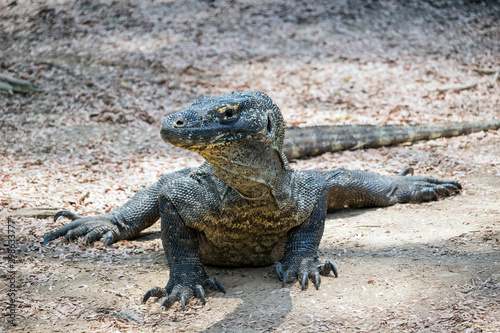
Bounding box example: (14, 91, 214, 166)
(160, 91, 286, 155)
(161, 91, 292, 205)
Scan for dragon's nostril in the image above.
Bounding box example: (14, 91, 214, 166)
(175, 119, 185, 127)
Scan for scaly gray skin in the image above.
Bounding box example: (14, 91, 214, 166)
(44, 91, 463, 310)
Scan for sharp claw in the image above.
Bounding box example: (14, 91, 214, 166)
(445, 184, 460, 192)
(282, 270, 290, 288)
(196, 285, 206, 305)
(104, 231, 115, 246)
(54, 210, 79, 222)
(142, 290, 151, 303)
(301, 272, 307, 291)
(275, 262, 282, 281)
(54, 210, 65, 222)
(161, 297, 170, 309)
(43, 233, 53, 245)
(331, 261, 338, 278)
(398, 167, 414, 176)
(181, 294, 186, 311)
(314, 272, 320, 290)
(213, 278, 226, 294)
(319, 260, 338, 278)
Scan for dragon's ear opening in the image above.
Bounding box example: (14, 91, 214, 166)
(266, 114, 273, 136)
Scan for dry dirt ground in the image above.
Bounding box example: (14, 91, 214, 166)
(1, 1, 499, 332)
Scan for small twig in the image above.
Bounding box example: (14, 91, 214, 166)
(6, 207, 60, 218)
(488, 71, 499, 88)
(473, 67, 500, 74)
(436, 82, 477, 92)
(0, 74, 40, 93)
(1, 194, 37, 202)
(34, 59, 78, 77)
(78, 191, 90, 202)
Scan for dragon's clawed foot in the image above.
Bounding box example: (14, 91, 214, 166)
(274, 256, 338, 291)
(143, 277, 225, 310)
(394, 167, 462, 203)
(43, 210, 124, 246)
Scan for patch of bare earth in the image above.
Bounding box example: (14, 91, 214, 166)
(1, 1, 499, 332)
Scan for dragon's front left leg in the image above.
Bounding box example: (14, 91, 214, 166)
(274, 189, 338, 290)
(320, 167, 462, 211)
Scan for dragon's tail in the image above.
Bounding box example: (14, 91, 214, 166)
(283, 120, 500, 159)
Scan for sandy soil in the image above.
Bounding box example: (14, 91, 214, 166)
(1, 1, 499, 332)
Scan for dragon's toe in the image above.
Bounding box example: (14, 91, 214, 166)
(275, 256, 338, 290)
(142, 286, 167, 303)
(143, 276, 225, 310)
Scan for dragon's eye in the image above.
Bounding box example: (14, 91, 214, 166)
(216, 104, 239, 121)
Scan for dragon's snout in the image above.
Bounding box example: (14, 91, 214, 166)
(162, 113, 186, 130)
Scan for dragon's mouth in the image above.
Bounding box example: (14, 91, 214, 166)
(160, 126, 266, 151)
(160, 113, 267, 150)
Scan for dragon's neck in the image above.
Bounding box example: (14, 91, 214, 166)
(201, 142, 292, 209)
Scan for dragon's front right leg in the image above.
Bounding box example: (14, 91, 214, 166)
(43, 169, 192, 245)
(142, 194, 225, 310)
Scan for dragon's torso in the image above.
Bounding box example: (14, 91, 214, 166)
(162, 163, 326, 266)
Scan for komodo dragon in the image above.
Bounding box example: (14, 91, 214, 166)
(44, 91, 498, 310)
